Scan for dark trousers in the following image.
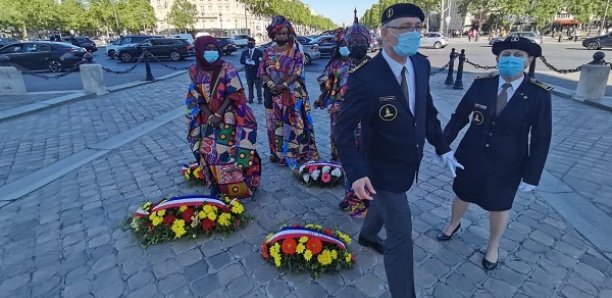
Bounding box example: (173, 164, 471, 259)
(360, 190, 416, 298)
(246, 75, 262, 102)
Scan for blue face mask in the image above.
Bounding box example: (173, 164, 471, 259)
(497, 56, 526, 79)
(339, 46, 350, 57)
(391, 31, 421, 57)
(203, 50, 219, 63)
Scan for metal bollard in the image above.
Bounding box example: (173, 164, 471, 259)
(453, 49, 465, 90)
(445, 48, 456, 85)
(528, 59, 536, 78)
(144, 49, 154, 81)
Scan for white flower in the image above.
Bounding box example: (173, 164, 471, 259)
(130, 218, 139, 231)
(331, 168, 342, 177)
(299, 165, 305, 173)
(322, 166, 331, 174)
(311, 169, 320, 181)
(303, 174, 310, 183)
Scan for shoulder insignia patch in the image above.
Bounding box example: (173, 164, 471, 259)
(349, 58, 369, 74)
(475, 71, 499, 80)
(529, 78, 553, 91)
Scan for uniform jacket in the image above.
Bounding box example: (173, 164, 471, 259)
(240, 47, 263, 79)
(336, 52, 451, 193)
(444, 75, 552, 185)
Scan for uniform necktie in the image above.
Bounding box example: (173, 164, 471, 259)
(401, 67, 409, 103)
(497, 83, 512, 115)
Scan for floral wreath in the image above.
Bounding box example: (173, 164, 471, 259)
(128, 194, 248, 246)
(295, 161, 344, 187)
(261, 224, 355, 278)
(180, 162, 207, 187)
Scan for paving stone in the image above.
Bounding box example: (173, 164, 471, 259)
(158, 273, 187, 295)
(433, 282, 464, 298)
(355, 274, 386, 297)
(266, 279, 292, 298)
(191, 274, 221, 294)
(152, 257, 183, 279)
(0, 272, 31, 292)
(127, 270, 155, 291)
(31, 275, 62, 297)
(62, 281, 92, 298)
(483, 278, 516, 298)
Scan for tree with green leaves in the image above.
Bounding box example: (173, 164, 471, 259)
(168, 0, 197, 33)
(237, 0, 336, 31)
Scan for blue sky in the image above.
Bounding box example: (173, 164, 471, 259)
(305, 0, 378, 27)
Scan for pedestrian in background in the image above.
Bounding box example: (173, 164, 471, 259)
(239, 38, 263, 104)
(436, 36, 552, 271)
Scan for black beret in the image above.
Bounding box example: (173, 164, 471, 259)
(492, 36, 542, 57)
(381, 3, 425, 24)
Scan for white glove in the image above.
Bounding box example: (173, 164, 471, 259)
(246, 59, 256, 65)
(518, 181, 536, 192)
(438, 151, 464, 178)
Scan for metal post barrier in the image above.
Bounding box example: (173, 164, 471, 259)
(144, 49, 154, 81)
(528, 59, 536, 78)
(453, 49, 465, 90)
(445, 48, 456, 85)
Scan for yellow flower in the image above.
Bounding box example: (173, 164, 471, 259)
(344, 252, 352, 263)
(207, 212, 217, 221)
(305, 224, 314, 229)
(184, 172, 190, 180)
(218, 213, 231, 227)
(330, 250, 338, 260)
(337, 232, 352, 245)
(303, 250, 313, 261)
(274, 256, 282, 268)
(230, 203, 244, 215)
(171, 219, 187, 238)
(299, 236, 308, 243)
(142, 202, 152, 210)
(179, 206, 188, 212)
(198, 210, 207, 219)
(296, 243, 305, 254)
(317, 250, 333, 266)
(157, 209, 166, 217)
(149, 213, 163, 226)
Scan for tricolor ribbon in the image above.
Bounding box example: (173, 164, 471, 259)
(303, 162, 341, 169)
(135, 195, 230, 217)
(265, 227, 347, 250)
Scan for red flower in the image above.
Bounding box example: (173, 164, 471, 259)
(182, 208, 195, 223)
(201, 219, 216, 232)
(262, 242, 270, 260)
(323, 229, 334, 236)
(321, 173, 332, 183)
(281, 238, 298, 255)
(308, 166, 317, 174)
(163, 215, 176, 226)
(306, 238, 323, 255)
(351, 255, 356, 261)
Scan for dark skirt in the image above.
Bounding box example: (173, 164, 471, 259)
(452, 166, 521, 211)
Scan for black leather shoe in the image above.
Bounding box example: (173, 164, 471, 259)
(482, 255, 498, 270)
(358, 236, 384, 255)
(436, 223, 461, 241)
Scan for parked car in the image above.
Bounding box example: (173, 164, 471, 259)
(420, 32, 448, 49)
(217, 37, 238, 55)
(257, 41, 320, 65)
(369, 34, 380, 52)
(307, 35, 337, 56)
(106, 35, 162, 59)
(582, 33, 612, 50)
(296, 36, 312, 45)
(0, 37, 19, 47)
(0, 41, 87, 72)
(64, 36, 97, 52)
(489, 31, 542, 45)
(117, 38, 194, 62)
(173, 34, 194, 45)
(232, 35, 251, 48)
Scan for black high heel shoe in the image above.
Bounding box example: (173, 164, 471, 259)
(436, 223, 461, 241)
(482, 249, 499, 270)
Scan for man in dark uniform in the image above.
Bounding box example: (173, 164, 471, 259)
(436, 36, 552, 271)
(239, 37, 263, 104)
(336, 3, 462, 297)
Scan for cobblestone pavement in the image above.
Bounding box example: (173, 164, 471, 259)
(0, 70, 611, 298)
(0, 76, 185, 186)
(0, 93, 74, 112)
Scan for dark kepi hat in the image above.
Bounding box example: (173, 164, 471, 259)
(492, 36, 542, 57)
(381, 3, 425, 24)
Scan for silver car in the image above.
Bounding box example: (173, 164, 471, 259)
(489, 31, 542, 45)
(420, 32, 448, 49)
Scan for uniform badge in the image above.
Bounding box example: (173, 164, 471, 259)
(379, 96, 396, 102)
(474, 103, 488, 109)
(511, 36, 520, 42)
(472, 111, 484, 125)
(379, 104, 398, 121)
(386, 8, 394, 18)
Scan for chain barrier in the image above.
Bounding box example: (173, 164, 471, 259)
(538, 56, 581, 74)
(464, 58, 496, 71)
(1, 59, 87, 80)
(431, 55, 458, 76)
(149, 53, 191, 71)
(101, 53, 144, 74)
